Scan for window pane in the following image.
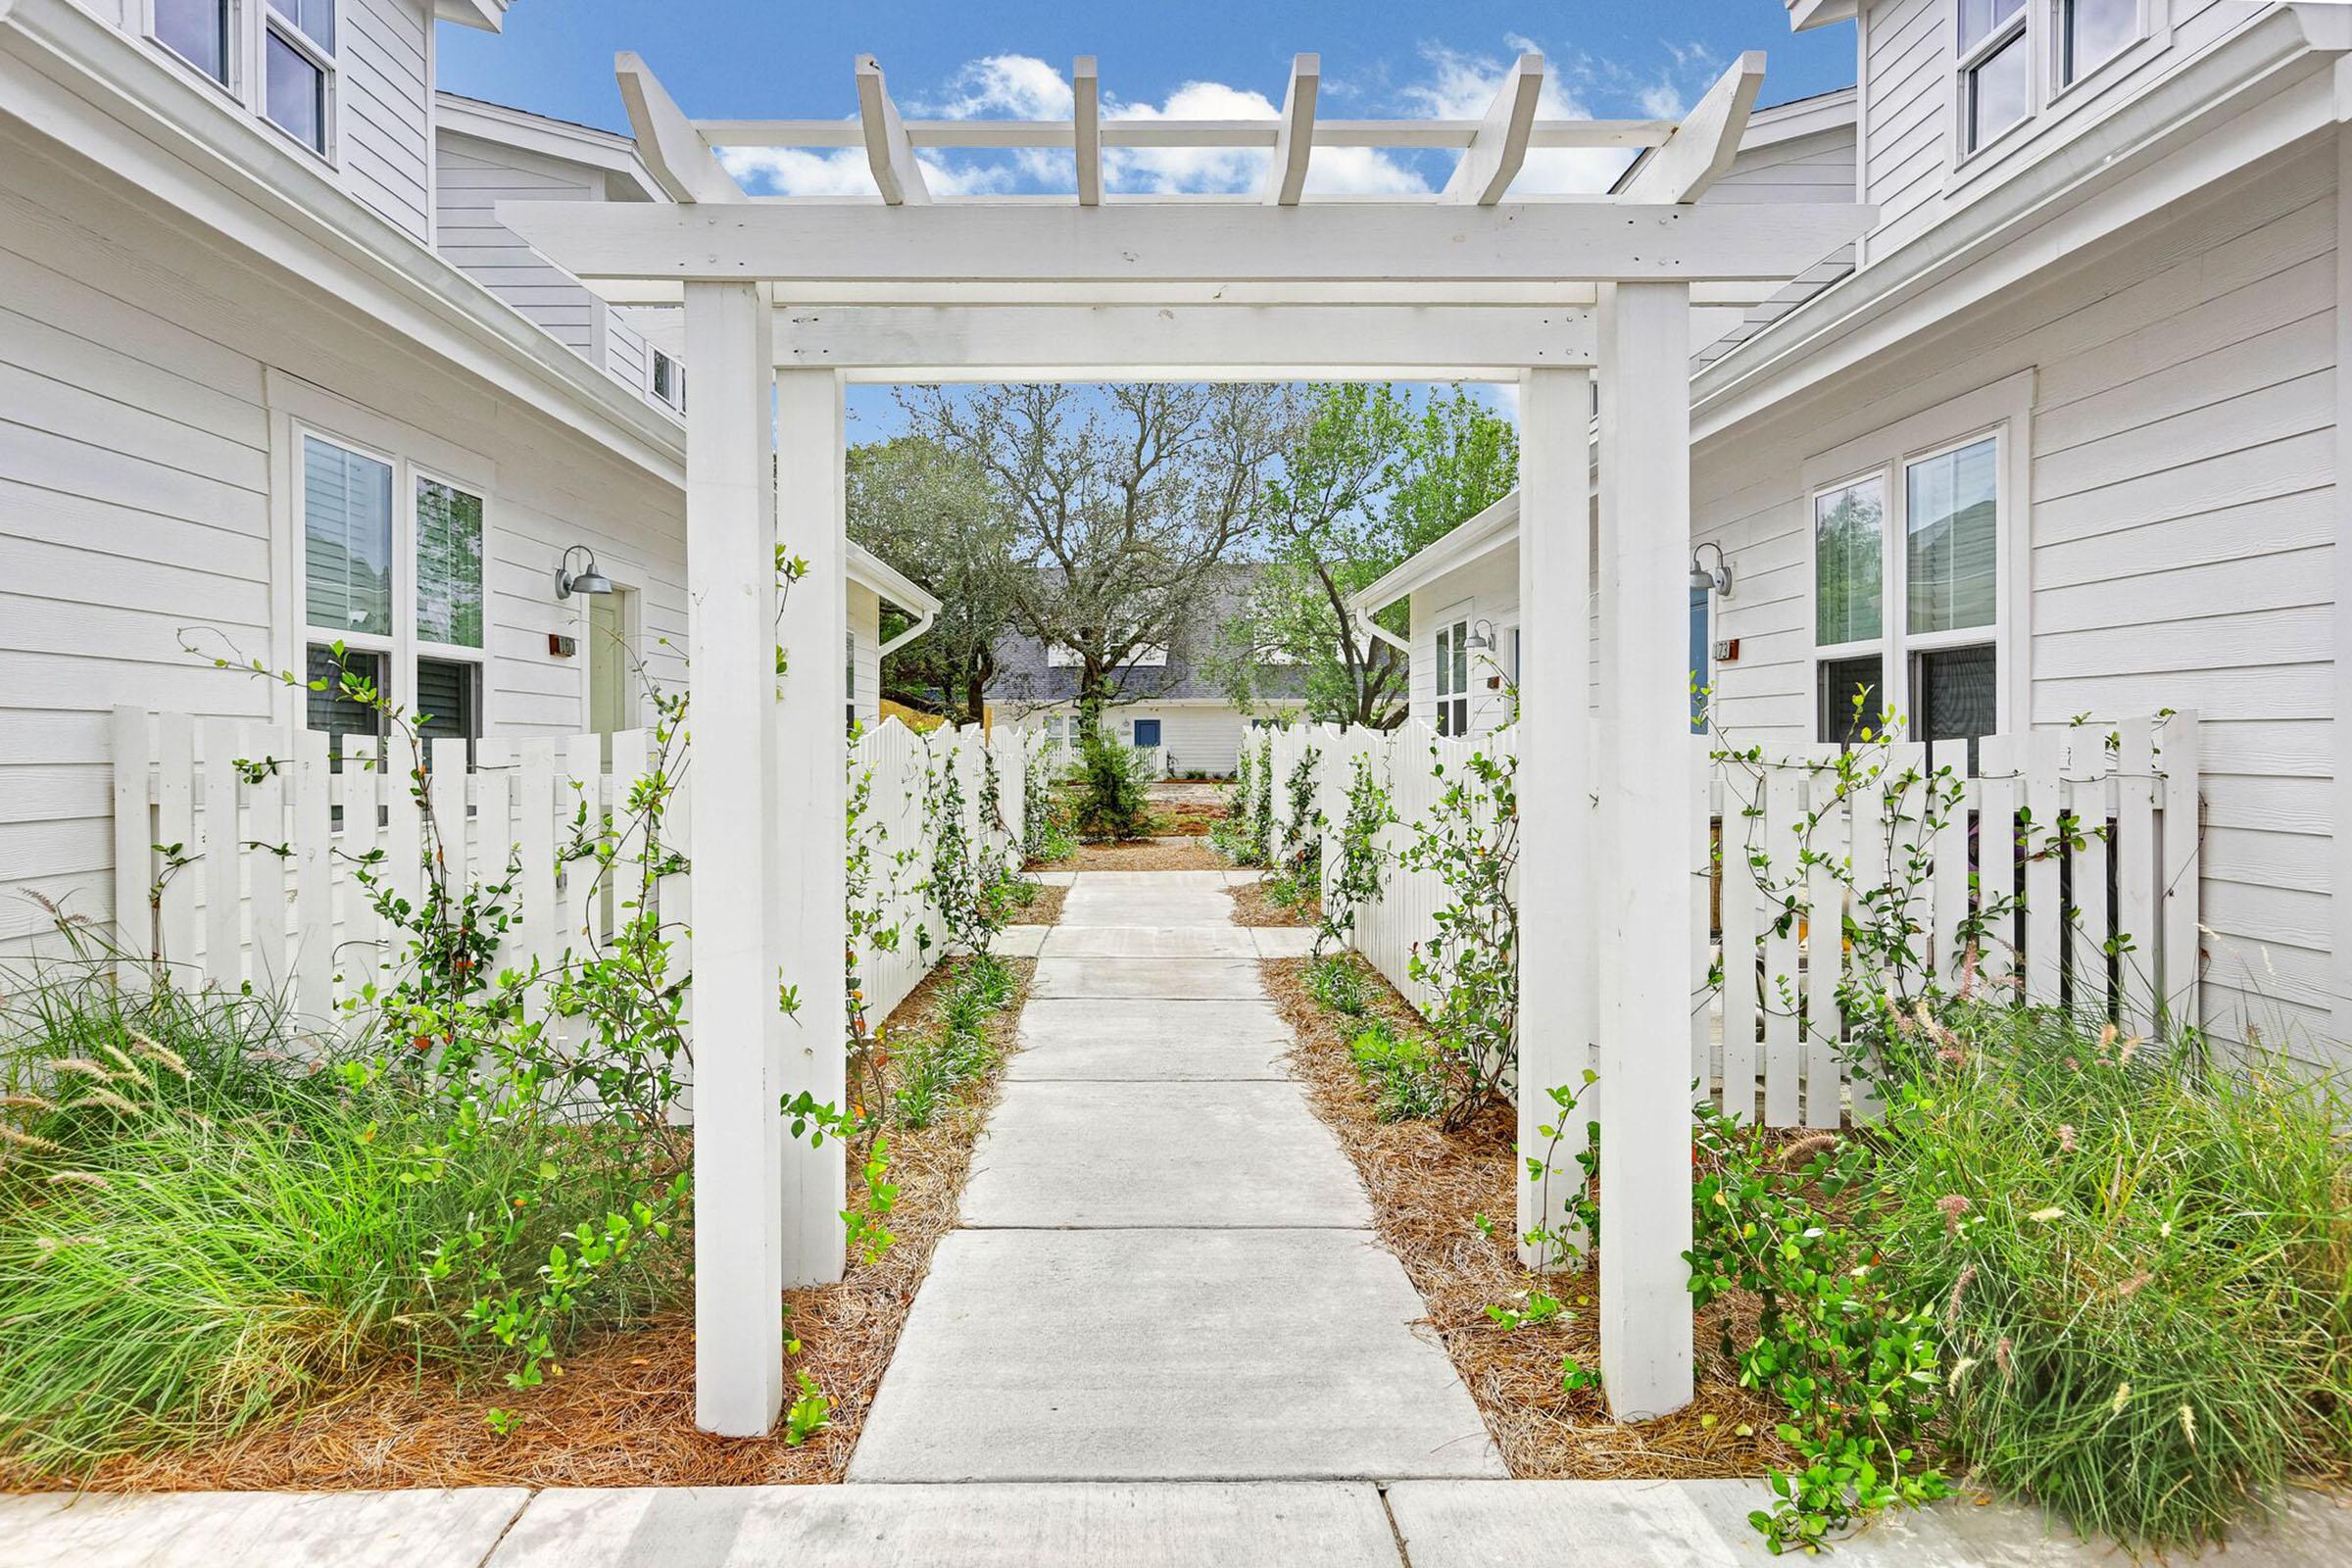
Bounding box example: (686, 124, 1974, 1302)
(304, 437, 392, 637)
(154, 0, 229, 83)
(1969, 32, 2030, 150)
(416, 659, 481, 754)
(1814, 478, 1884, 647)
(265, 30, 326, 153)
(306, 644, 385, 746)
(1907, 437, 1998, 636)
(270, 0, 336, 52)
(1689, 586, 1710, 735)
(416, 478, 484, 648)
(2063, 0, 2134, 84)
(1818, 656, 1884, 746)
(1959, 0, 2025, 51)
(1915, 644, 1998, 746)
(1449, 623, 1468, 693)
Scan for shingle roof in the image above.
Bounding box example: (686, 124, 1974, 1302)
(988, 564, 1303, 707)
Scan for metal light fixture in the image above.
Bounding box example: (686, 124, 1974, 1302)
(556, 545, 613, 600)
(1689, 541, 1734, 600)
(1466, 619, 1496, 652)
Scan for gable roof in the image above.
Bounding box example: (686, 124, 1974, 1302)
(989, 564, 1302, 708)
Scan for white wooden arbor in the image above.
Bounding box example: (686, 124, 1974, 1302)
(502, 50, 1872, 1438)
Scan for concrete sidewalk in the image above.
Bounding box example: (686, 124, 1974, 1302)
(848, 867, 1502, 1483)
(8, 1480, 2346, 1566)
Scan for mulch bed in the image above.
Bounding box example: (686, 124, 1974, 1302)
(56, 956, 1041, 1493)
(1030, 837, 1229, 871)
(1152, 804, 1224, 838)
(1226, 877, 1318, 928)
(1009, 881, 1067, 925)
(1264, 954, 1794, 1481)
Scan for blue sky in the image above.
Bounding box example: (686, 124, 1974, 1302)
(439, 1, 1855, 435)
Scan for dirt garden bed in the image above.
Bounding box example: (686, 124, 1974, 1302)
(1009, 881, 1067, 924)
(1030, 837, 1227, 871)
(1263, 953, 1793, 1482)
(52, 952, 1043, 1494)
(1226, 877, 1318, 927)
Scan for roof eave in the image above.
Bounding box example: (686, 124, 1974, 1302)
(1347, 491, 1521, 616)
(847, 541, 943, 618)
(1787, 0, 1858, 32)
(435, 0, 511, 33)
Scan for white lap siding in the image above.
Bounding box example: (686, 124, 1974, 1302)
(339, 0, 436, 243)
(1409, 551, 1520, 740)
(0, 130, 686, 955)
(1692, 138, 2338, 1065)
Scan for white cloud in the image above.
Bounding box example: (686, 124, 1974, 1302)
(715, 141, 1014, 198)
(1398, 42, 1636, 196)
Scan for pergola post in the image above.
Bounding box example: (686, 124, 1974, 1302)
(773, 368, 850, 1287)
(1515, 367, 1595, 1268)
(1594, 280, 1696, 1420)
(684, 280, 787, 1436)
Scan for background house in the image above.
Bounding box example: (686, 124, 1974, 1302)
(991, 566, 1303, 775)
(1357, 3, 2352, 1068)
(0, 0, 932, 954)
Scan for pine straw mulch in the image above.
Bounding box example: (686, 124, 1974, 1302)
(52, 956, 1038, 1494)
(1152, 803, 1224, 838)
(1263, 953, 1797, 1482)
(1008, 881, 1068, 924)
(1029, 836, 1228, 871)
(1225, 876, 1318, 928)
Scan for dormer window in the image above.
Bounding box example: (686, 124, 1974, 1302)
(1958, 0, 2029, 154)
(145, 0, 338, 162)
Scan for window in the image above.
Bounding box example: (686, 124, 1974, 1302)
(301, 432, 486, 763)
(1811, 431, 2006, 753)
(148, 0, 336, 159)
(1433, 617, 1469, 737)
(651, 350, 684, 411)
(1689, 587, 1710, 736)
(152, 0, 230, 85)
(2059, 0, 2136, 88)
(1132, 718, 1161, 750)
(1959, 0, 2030, 153)
(846, 629, 858, 731)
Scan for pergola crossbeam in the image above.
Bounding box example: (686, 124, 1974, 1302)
(693, 118, 1678, 152)
(615, 52, 742, 204)
(855, 54, 930, 206)
(1264, 54, 1319, 206)
(1073, 56, 1102, 206)
(1443, 51, 1545, 205)
(1620, 52, 1766, 204)
(500, 200, 1879, 286)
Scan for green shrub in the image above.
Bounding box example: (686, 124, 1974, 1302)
(1347, 1020, 1445, 1122)
(1306, 954, 1368, 1016)
(889, 956, 1016, 1131)
(1870, 1004, 2352, 1546)
(0, 972, 674, 1471)
(1068, 722, 1156, 843)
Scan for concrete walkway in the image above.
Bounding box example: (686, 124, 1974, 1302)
(850, 867, 1504, 1483)
(10, 1479, 2348, 1566)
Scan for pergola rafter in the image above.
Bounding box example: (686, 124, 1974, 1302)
(505, 48, 1873, 1445)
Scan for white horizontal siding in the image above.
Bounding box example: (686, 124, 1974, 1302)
(435, 143, 604, 355)
(0, 132, 686, 954)
(1691, 138, 2338, 1064)
(338, 0, 433, 241)
(851, 583, 883, 727)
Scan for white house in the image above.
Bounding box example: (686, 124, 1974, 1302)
(1354, 2, 2352, 1070)
(0, 0, 933, 954)
(991, 566, 1305, 776)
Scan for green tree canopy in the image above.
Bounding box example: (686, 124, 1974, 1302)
(845, 434, 1018, 725)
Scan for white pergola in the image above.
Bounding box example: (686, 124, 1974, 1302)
(503, 49, 1873, 1439)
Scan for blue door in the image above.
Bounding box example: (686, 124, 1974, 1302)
(1132, 718, 1162, 749)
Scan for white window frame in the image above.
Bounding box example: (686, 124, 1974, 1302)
(1801, 371, 2034, 748)
(650, 348, 685, 412)
(143, 0, 339, 166)
(267, 372, 499, 754)
(1433, 611, 1470, 737)
(1946, 0, 2168, 185)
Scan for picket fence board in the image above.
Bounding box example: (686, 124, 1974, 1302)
(1316, 711, 2198, 1129)
(111, 710, 1031, 1096)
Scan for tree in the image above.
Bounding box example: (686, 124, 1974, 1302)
(1210, 384, 1518, 729)
(898, 383, 1293, 715)
(845, 435, 1018, 725)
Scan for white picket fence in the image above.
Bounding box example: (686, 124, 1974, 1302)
(107, 709, 1028, 1036)
(1263, 712, 2202, 1128)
